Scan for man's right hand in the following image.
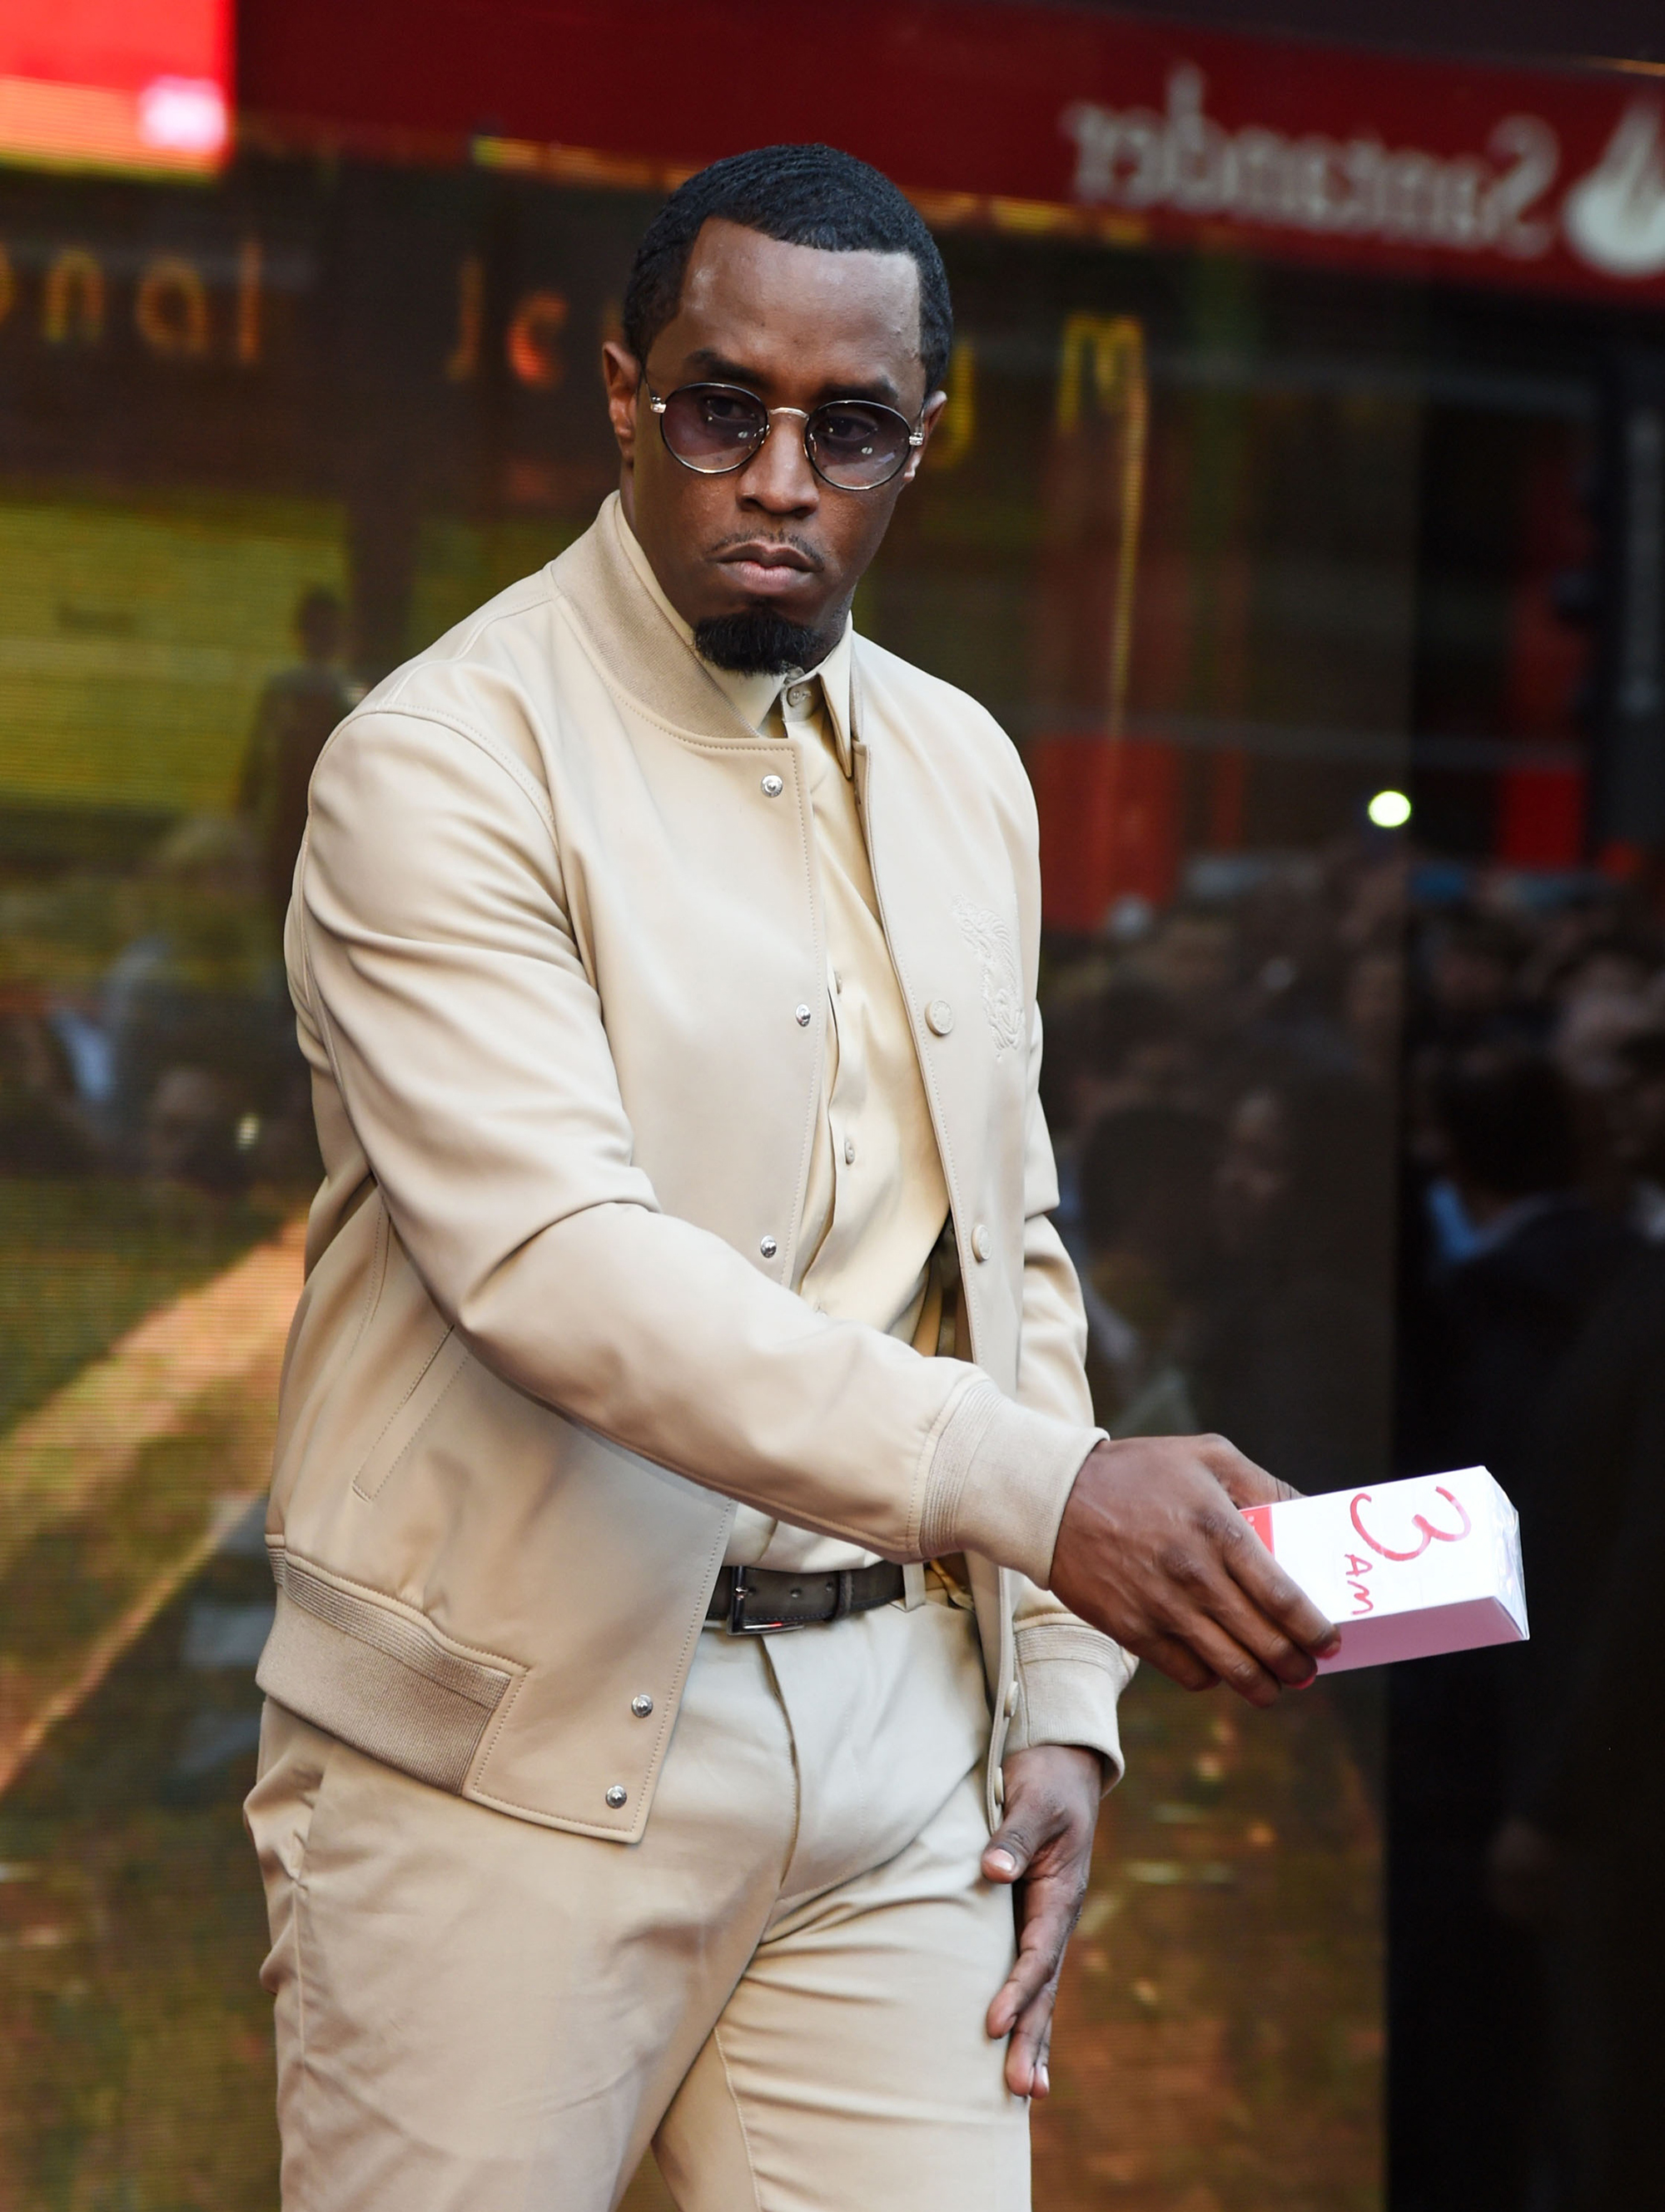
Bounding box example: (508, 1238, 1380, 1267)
(1048, 1435, 1340, 1707)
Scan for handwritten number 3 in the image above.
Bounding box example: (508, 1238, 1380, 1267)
(1349, 1486, 1472, 1563)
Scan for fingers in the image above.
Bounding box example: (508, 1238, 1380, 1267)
(986, 1880, 1076, 2042)
(1004, 1985, 1055, 2098)
(990, 1886, 1073, 2095)
(1197, 1435, 1303, 1509)
(1220, 1512, 1340, 1659)
(1168, 1609, 1289, 1707)
(987, 1837, 1091, 2050)
(986, 1928, 1052, 2026)
(1135, 1628, 1221, 1694)
(984, 1759, 1096, 2099)
(1150, 1532, 1336, 1705)
(1136, 1538, 1334, 1706)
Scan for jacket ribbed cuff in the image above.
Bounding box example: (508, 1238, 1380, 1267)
(920, 1381, 1103, 1587)
(1006, 1621, 1136, 1789)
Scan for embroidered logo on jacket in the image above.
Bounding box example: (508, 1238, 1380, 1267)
(952, 899, 1025, 1057)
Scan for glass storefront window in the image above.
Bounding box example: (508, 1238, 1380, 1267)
(1, 127, 1658, 2212)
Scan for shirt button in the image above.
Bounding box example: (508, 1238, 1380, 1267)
(833, 969, 843, 994)
(630, 1693, 654, 1718)
(787, 683, 813, 709)
(992, 1768, 1006, 1810)
(795, 1003, 812, 1026)
(605, 1784, 628, 1809)
(926, 1000, 955, 1036)
(844, 1136, 857, 1165)
(761, 773, 783, 798)
(1005, 1679, 1019, 1718)
(759, 1234, 778, 1260)
(972, 1222, 993, 1262)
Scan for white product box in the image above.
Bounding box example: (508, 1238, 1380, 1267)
(1241, 1465, 1528, 1674)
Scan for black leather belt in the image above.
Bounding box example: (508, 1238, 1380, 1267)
(707, 1562, 905, 1634)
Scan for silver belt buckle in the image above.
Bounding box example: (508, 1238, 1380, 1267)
(728, 1565, 789, 1635)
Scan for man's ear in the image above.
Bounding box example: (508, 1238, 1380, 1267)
(602, 340, 643, 466)
(901, 388, 952, 485)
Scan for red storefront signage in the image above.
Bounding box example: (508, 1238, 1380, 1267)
(2, 0, 231, 176)
(241, 0, 1665, 304)
(1053, 50, 1665, 303)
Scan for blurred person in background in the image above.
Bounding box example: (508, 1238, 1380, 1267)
(1038, 970, 1195, 1195)
(1343, 946, 1405, 1089)
(1409, 912, 1532, 1057)
(1075, 1100, 1216, 1437)
(1418, 1047, 1635, 1477)
(0, 995, 97, 1176)
(1611, 1026, 1665, 1237)
(1136, 906, 1242, 1059)
(1485, 1243, 1665, 2212)
(1197, 1070, 1394, 1493)
(239, 588, 359, 937)
(50, 817, 293, 1187)
(1390, 1042, 1638, 2212)
(1546, 932, 1657, 1091)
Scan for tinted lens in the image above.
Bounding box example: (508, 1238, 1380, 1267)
(807, 400, 912, 489)
(659, 385, 768, 472)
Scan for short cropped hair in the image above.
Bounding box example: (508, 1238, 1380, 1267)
(622, 143, 952, 392)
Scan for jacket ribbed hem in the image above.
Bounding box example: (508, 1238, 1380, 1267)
(256, 1554, 520, 1795)
(920, 1382, 1102, 1586)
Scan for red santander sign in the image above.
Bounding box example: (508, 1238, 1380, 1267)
(250, 0, 1665, 304)
(1052, 46, 1665, 302)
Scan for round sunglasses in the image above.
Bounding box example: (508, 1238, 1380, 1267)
(648, 381, 925, 491)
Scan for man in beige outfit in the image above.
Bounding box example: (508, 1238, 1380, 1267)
(246, 144, 1336, 2212)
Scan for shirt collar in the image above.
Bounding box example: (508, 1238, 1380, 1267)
(613, 499, 855, 773)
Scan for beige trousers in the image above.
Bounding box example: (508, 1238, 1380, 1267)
(246, 1593, 1031, 2211)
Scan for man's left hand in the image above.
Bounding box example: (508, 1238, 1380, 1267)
(982, 1742, 1103, 2099)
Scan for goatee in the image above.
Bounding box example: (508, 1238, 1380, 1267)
(694, 609, 827, 676)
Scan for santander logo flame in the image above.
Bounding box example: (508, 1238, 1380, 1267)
(1563, 103, 1665, 277)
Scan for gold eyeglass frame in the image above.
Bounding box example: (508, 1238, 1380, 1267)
(646, 380, 925, 490)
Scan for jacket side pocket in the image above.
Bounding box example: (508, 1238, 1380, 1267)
(351, 1325, 472, 1502)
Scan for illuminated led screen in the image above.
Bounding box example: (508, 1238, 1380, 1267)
(0, 0, 231, 178)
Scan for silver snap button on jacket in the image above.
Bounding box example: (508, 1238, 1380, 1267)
(604, 1785, 628, 1809)
(761, 773, 783, 797)
(971, 1222, 993, 1262)
(759, 1234, 778, 1260)
(786, 683, 813, 708)
(630, 1693, 654, 1718)
(925, 999, 954, 1036)
(795, 1004, 812, 1026)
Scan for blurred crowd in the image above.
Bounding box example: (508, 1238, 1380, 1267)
(0, 590, 352, 1198)
(1041, 838, 1405, 1489)
(0, 814, 312, 1195)
(1041, 829, 1665, 2212)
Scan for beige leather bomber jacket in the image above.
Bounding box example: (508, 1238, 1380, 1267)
(258, 495, 1135, 1841)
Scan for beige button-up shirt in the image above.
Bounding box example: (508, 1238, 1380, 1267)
(618, 506, 950, 1569)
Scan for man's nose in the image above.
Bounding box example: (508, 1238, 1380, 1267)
(740, 415, 819, 513)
